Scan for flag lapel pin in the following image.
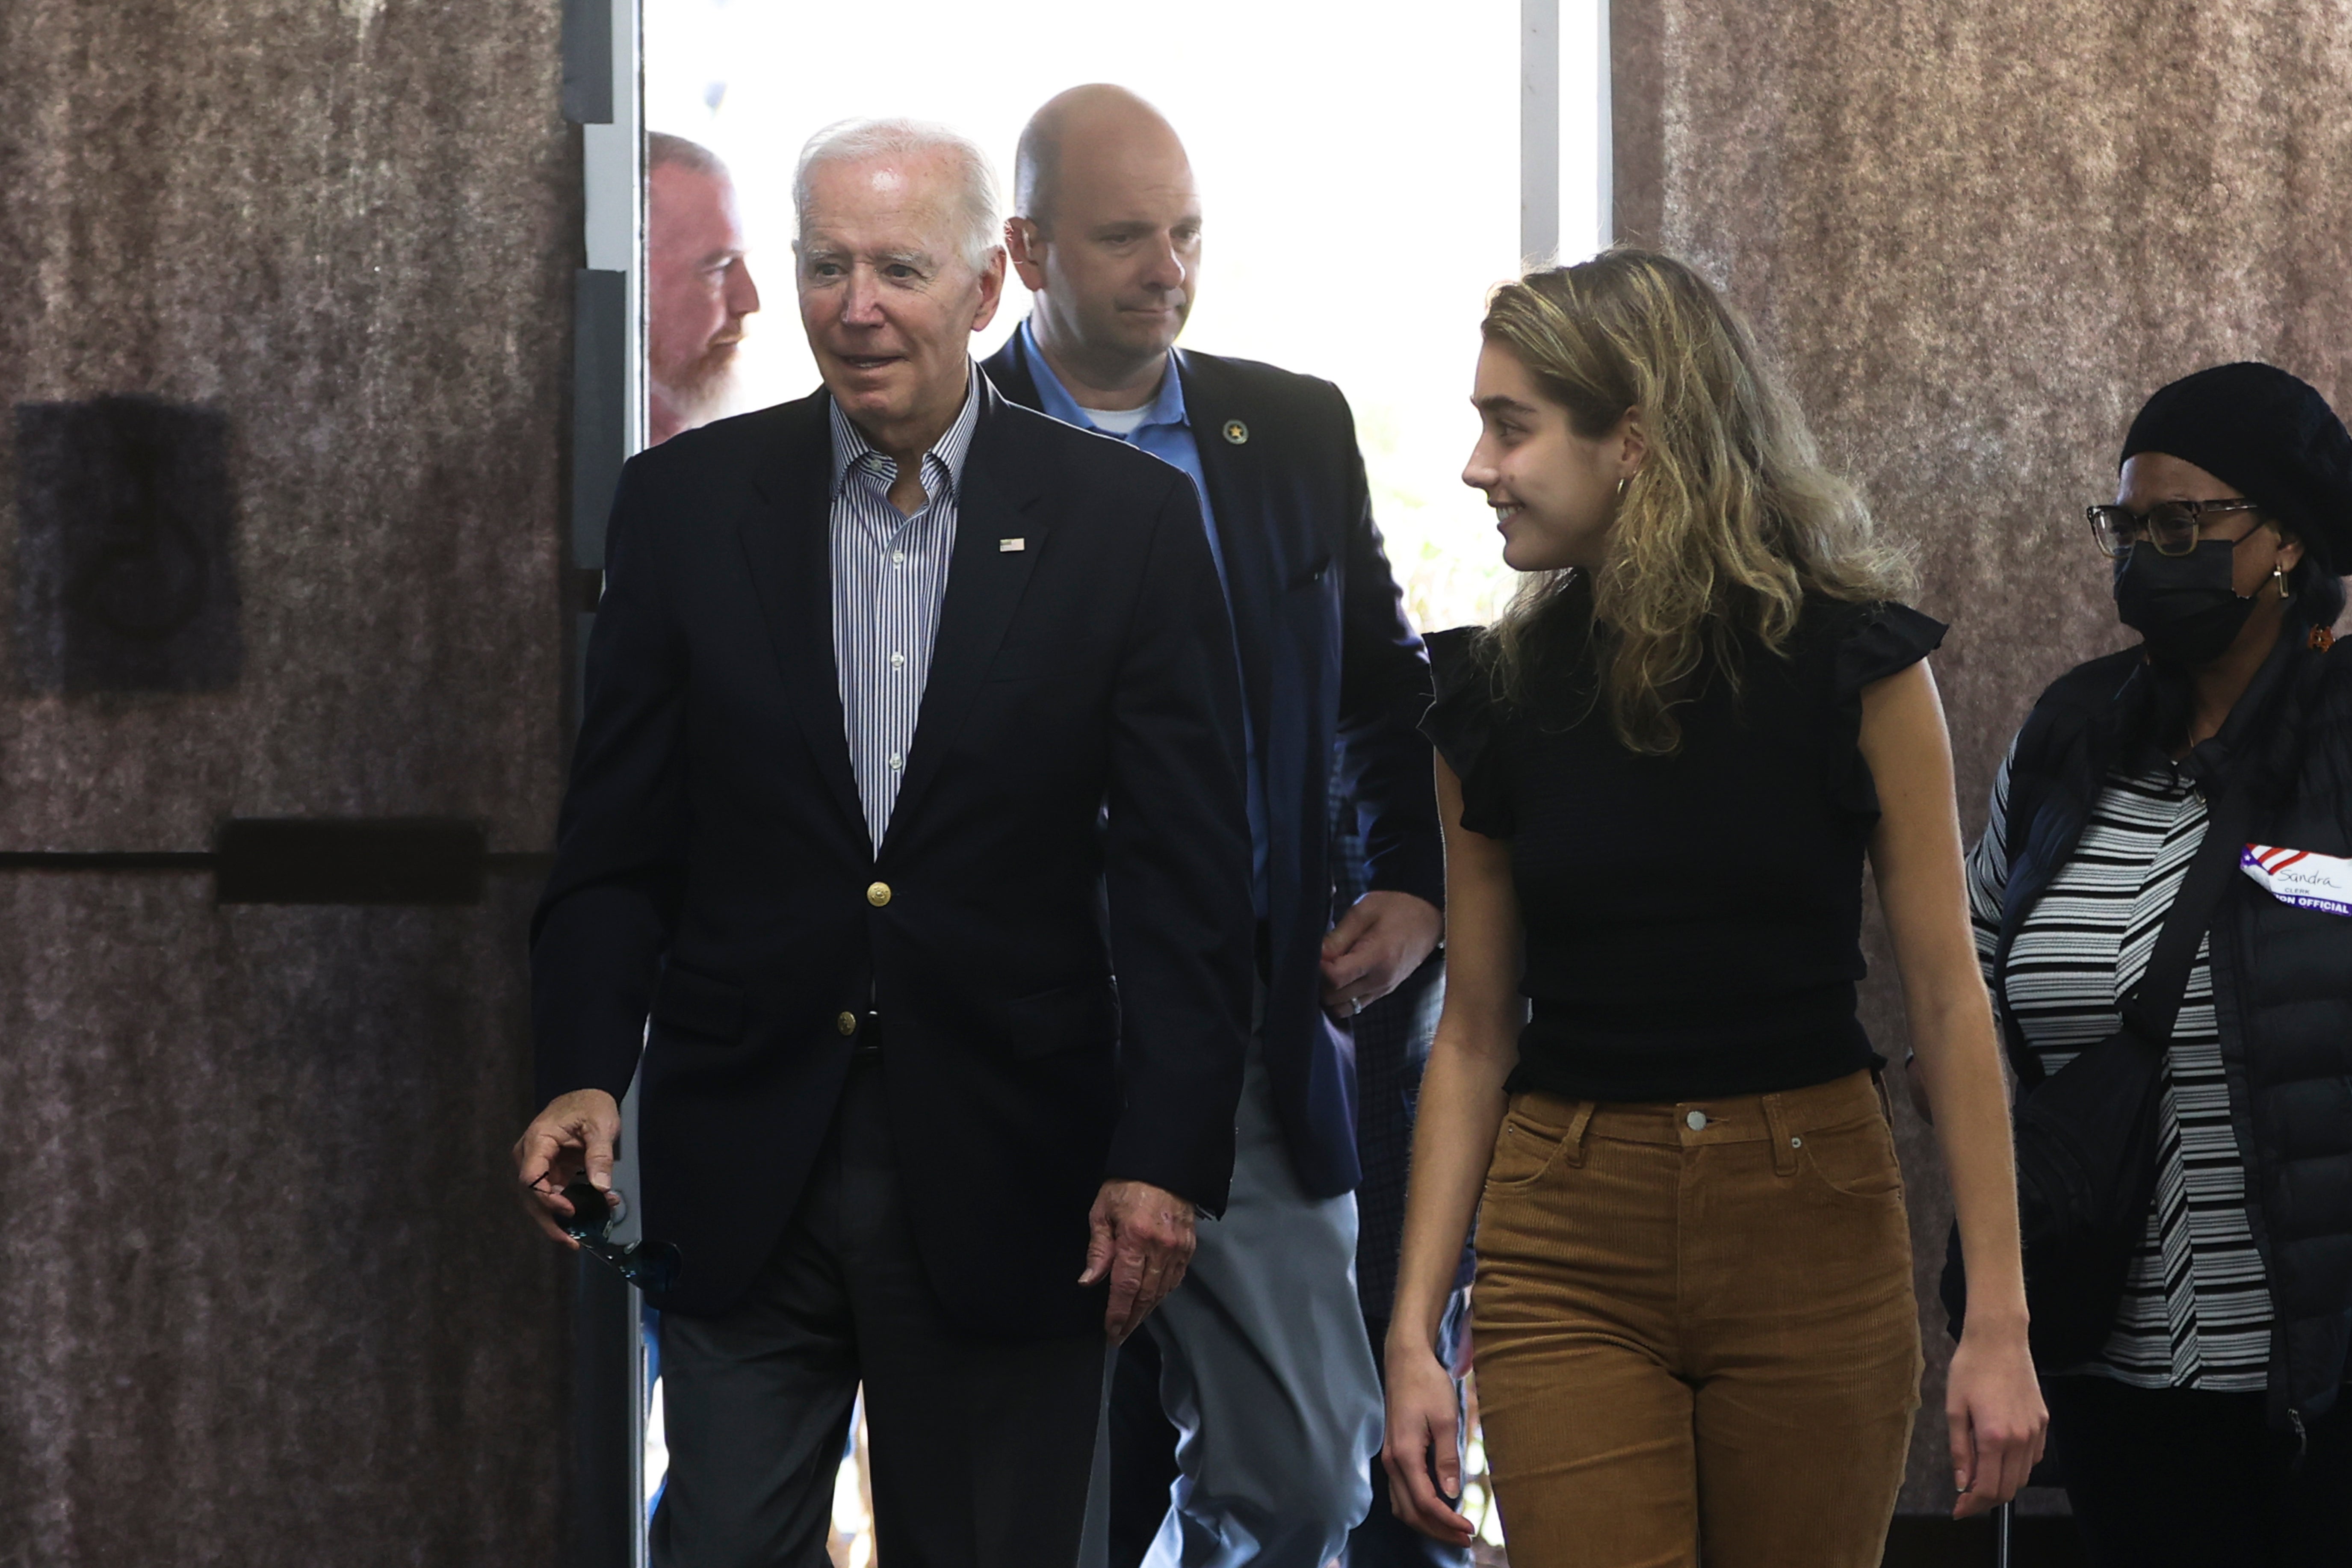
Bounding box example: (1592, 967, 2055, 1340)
(999, 537, 1025, 552)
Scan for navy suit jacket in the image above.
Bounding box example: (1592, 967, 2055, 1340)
(531, 379, 1255, 1334)
(984, 334, 1444, 1197)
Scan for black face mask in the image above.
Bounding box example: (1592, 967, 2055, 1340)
(2112, 539, 2257, 666)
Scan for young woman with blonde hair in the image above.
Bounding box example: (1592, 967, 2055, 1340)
(1382, 251, 2045, 1565)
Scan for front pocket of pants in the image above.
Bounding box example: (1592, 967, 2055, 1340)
(1797, 1111, 1905, 1206)
(1484, 1110, 1573, 1190)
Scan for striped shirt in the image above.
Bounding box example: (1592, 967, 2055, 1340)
(1968, 753, 2273, 1391)
(828, 367, 980, 849)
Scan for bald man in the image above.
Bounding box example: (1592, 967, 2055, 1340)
(647, 133, 761, 446)
(983, 87, 1447, 1568)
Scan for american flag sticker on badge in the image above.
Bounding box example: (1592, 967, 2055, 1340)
(2240, 845, 2352, 917)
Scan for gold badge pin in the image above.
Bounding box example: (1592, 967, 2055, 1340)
(1222, 420, 1248, 445)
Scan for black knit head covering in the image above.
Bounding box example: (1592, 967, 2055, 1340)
(2121, 362, 2352, 573)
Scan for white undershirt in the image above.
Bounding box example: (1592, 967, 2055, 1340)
(1077, 404, 1149, 436)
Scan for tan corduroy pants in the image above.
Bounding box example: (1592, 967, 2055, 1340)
(1470, 1069, 1923, 1568)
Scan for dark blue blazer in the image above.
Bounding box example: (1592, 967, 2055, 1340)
(984, 334, 1444, 1197)
(531, 380, 1255, 1334)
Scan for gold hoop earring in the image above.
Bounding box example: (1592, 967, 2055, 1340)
(2275, 563, 2293, 599)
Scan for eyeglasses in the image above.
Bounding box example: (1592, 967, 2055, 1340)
(550, 1175, 681, 1294)
(2087, 498, 2264, 559)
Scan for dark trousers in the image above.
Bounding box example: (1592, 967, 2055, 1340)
(2043, 1376, 2352, 1568)
(1105, 1330, 1181, 1568)
(652, 1056, 1105, 1568)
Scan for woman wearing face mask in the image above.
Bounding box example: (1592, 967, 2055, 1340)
(1959, 363, 2352, 1566)
(1380, 251, 2045, 1567)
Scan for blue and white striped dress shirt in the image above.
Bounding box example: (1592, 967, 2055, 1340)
(828, 366, 981, 849)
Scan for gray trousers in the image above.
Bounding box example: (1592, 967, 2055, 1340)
(653, 1057, 1105, 1568)
(1128, 1040, 1386, 1568)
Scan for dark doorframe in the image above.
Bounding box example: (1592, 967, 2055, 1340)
(562, 0, 647, 1564)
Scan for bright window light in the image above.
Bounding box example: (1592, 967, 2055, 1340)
(640, 11, 1608, 1559)
(647, 0, 1607, 632)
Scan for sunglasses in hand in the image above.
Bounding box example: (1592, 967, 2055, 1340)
(546, 1175, 682, 1296)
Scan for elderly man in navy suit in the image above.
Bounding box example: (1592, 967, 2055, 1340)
(515, 116, 1254, 1568)
(984, 86, 1446, 1568)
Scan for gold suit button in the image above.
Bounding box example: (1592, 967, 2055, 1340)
(866, 881, 892, 907)
(836, 1011, 859, 1037)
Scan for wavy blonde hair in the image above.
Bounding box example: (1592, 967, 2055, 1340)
(1481, 250, 1912, 753)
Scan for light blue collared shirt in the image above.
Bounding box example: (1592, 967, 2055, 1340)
(827, 363, 982, 850)
(1020, 320, 1268, 916)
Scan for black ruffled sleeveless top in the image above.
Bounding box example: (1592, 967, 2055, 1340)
(1421, 577, 1947, 1103)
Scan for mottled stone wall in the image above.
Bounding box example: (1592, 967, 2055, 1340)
(0, 0, 573, 848)
(1614, 0, 2352, 1515)
(0, 0, 577, 1561)
(0, 882, 561, 1566)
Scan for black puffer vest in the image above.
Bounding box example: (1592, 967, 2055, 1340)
(1987, 625, 2352, 1435)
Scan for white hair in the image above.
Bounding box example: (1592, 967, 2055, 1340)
(793, 117, 1002, 274)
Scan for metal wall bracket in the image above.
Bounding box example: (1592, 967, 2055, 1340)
(561, 0, 615, 124)
(572, 268, 628, 573)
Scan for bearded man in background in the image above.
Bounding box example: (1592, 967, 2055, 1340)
(647, 132, 761, 444)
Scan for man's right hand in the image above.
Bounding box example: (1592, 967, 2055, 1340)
(1081, 1178, 1197, 1343)
(513, 1089, 621, 1246)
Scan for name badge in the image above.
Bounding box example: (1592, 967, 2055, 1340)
(2241, 845, 2352, 917)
